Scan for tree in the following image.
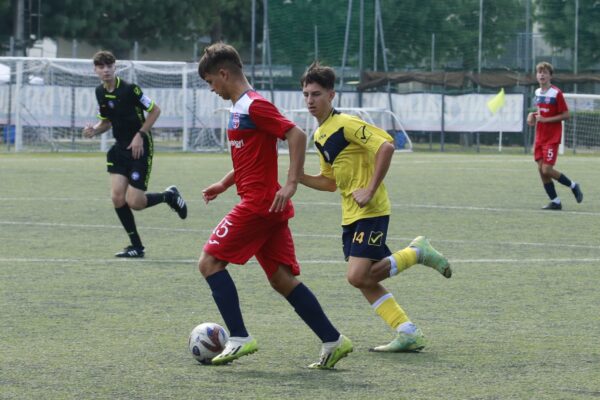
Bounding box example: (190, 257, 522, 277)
(380, 0, 524, 70)
(267, 0, 525, 73)
(0, 0, 13, 47)
(39, 0, 252, 59)
(269, 0, 350, 68)
(534, 0, 600, 70)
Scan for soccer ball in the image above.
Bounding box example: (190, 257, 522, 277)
(188, 322, 229, 365)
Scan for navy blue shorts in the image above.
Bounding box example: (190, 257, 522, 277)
(342, 215, 392, 261)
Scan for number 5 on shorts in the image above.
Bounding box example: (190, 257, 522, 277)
(213, 218, 233, 238)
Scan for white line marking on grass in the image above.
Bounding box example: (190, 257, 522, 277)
(1, 257, 599, 265)
(0, 257, 197, 264)
(1, 197, 599, 216)
(0, 220, 211, 233)
(452, 258, 600, 263)
(1, 220, 599, 250)
(434, 238, 600, 250)
(295, 201, 600, 216)
(0, 197, 205, 203)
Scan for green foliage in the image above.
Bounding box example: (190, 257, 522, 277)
(3, 0, 597, 73)
(534, 0, 600, 70)
(1, 152, 600, 399)
(376, 0, 525, 69)
(0, 0, 13, 41)
(269, 0, 350, 67)
(40, 0, 252, 57)
(269, 0, 525, 71)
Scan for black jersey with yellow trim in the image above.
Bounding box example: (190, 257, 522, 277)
(95, 77, 155, 147)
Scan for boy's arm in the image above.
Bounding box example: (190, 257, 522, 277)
(299, 173, 337, 192)
(128, 104, 161, 159)
(140, 104, 161, 134)
(269, 126, 306, 212)
(285, 126, 306, 187)
(202, 169, 235, 204)
(83, 119, 111, 138)
(537, 110, 569, 123)
(298, 134, 336, 192)
(352, 141, 394, 208)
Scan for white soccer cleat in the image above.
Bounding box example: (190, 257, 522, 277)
(308, 335, 353, 370)
(211, 336, 258, 365)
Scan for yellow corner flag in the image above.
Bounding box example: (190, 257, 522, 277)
(487, 88, 506, 114)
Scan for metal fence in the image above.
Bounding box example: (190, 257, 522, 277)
(1, 57, 599, 154)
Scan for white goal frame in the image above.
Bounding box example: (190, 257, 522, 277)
(562, 93, 600, 154)
(284, 107, 413, 153)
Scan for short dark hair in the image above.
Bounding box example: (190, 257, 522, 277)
(93, 50, 116, 66)
(536, 61, 554, 75)
(198, 43, 243, 79)
(300, 61, 336, 90)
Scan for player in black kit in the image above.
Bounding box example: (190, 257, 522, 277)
(83, 50, 187, 258)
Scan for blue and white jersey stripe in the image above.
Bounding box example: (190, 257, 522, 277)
(535, 86, 560, 106)
(229, 93, 257, 130)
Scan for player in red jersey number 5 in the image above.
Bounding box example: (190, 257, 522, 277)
(527, 61, 582, 210)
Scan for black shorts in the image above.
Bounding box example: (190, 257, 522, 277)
(106, 136, 154, 191)
(342, 215, 392, 261)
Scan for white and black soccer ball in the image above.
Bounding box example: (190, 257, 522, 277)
(188, 322, 229, 365)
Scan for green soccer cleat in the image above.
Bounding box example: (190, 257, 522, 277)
(211, 336, 258, 365)
(308, 335, 353, 370)
(410, 236, 452, 278)
(369, 328, 426, 352)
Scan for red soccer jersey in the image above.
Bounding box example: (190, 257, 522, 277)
(534, 85, 568, 145)
(227, 90, 296, 217)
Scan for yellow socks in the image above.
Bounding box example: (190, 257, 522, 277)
(388, 247, 418, 276)
(373, 293, 409, 329)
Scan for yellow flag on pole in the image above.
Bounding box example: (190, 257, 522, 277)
(487, 88, 505, 114)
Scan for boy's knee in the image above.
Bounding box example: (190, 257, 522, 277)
(111, 194, 126, 207)
(126, 191, 147, 210)
(541, 165, 554, 177)
(268, 267, 298, 296)
(198, 253, 222, 278)
(198, 260, 208, 276)
(346, 272, 365, 289)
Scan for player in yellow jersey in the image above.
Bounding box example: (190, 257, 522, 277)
(299, 61, 452, 352)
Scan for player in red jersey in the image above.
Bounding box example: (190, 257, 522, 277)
(527, 61, 583, 210)
(196, 43, 352, 369)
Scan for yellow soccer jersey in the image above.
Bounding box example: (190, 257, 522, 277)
(314, 109, 394, 225)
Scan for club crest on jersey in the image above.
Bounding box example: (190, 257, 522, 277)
(232, 112, 240, 129)
(131, 171, 140, 181)
(108, 100, 115, 109)
(354, 125, 372, 144)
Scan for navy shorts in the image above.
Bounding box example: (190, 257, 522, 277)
(342, 215, 392, 261)
(106, 136, 153, 191)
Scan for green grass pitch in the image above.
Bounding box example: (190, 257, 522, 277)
(1, 152, 599, 399)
